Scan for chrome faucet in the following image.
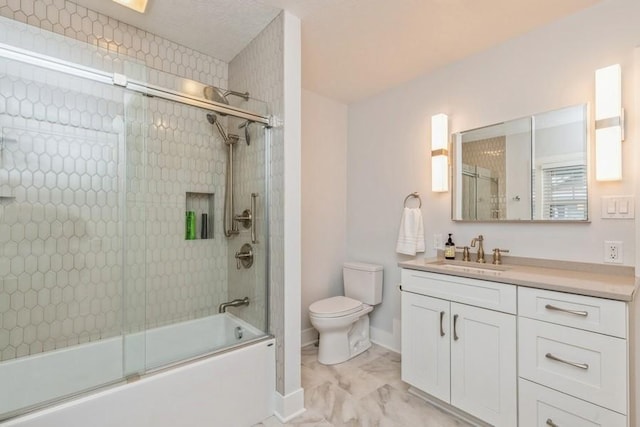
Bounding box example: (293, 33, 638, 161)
(218, 297, 250, 313)
(470, 235, 485, 263)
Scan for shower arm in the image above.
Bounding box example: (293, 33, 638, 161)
(224, 90, 250, 102)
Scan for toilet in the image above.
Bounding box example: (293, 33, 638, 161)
(309, 262, 383, 365)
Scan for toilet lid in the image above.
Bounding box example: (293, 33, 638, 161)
(309, 296, 363, 318)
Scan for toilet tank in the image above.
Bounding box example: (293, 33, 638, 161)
(343, 262, 383, 305)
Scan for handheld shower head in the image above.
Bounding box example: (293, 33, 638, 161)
(207, 112, 239, 146)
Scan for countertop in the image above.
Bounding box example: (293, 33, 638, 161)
(399, 258, 638, 301)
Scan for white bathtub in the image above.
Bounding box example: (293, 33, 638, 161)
(1, 313, 275, 427)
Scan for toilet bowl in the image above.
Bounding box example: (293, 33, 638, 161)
(309, 262, 383, 365)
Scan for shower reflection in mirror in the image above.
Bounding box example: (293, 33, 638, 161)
(452, 104, 588, 221)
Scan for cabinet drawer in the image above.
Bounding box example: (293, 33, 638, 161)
(519, 317, 627, 414)
(519, 379, 626, 427)
(518, 286, 626, 338)
(401, 269, 516, 314)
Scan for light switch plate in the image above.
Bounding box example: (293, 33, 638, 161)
(601, 196, 635, 219)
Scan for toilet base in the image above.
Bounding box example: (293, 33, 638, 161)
(317, 315, 371, 365)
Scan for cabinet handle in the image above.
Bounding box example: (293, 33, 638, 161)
(453, 314, 459, 341)
(439, 311, 445, 337)
(544, 304, 588, 317)
(546, 419, 559, 427)
(545, 353, 589, 370)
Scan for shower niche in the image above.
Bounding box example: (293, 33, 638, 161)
(186, 192, 215, 240)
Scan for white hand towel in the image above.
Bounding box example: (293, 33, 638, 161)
(396, 207, 425, 256)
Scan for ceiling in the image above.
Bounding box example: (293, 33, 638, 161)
(73, 0, 601, 104)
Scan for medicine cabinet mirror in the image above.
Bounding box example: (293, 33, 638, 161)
(451, 104, 588, 222)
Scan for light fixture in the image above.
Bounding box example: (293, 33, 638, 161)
(112, 0, 148, 13)
(595, 64, 624, 181)
(431, 113, 449, 192)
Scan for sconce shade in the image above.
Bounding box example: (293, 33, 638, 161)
(431, 114, 449, 192)
(112, 0, 148, 13)
(595, 64, 623, 181)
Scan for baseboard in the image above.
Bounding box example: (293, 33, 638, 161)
(408, 387, 490, 427)
(273, 388, 305, 422)
(370, 325, 401, 353)
(300, 327, 318, 347)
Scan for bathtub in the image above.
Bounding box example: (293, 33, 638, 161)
(0, 313, 275, 427)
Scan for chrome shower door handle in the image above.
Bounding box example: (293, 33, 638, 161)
(439, 311, 445, 337)
(453, 314, 459, 341)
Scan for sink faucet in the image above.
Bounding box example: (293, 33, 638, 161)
(218, 297, 250, 313)
(470, 235, 485, 263)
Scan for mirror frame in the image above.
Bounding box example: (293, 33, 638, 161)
(450, 104, 590, 223)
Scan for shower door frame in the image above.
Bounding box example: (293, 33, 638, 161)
(0, 37, 274, 415)
(0, 42, 271, 126)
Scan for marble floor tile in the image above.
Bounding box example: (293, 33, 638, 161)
(262, 344, 474, 427)
(253, 409, 331, 427)
(358, 354, 402, 385)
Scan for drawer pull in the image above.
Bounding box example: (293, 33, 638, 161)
(453, 314, 459, 341)
(546, 419, 559, 427)
(439, 311, 445, 337)
(544, 304, 588, 317)
(545, 353, 589, 370)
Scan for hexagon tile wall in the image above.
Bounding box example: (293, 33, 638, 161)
(0, 0, 261, 362)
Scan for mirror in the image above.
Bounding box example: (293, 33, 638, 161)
(452, 104, 588, 221)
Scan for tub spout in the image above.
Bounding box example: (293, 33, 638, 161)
(219, 297, 250, 313)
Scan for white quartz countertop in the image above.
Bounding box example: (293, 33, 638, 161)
(399, 258, 638, 301)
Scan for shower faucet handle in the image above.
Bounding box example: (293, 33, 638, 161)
(235, 243, 254, 269)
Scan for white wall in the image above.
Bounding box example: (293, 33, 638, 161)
(347, 0, 640, 350)
(301, 90, 348, 344)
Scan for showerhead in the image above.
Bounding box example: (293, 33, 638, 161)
(238, 120, 252, 146)
(203, 86, 250, 105)
(204, 86, 229, 105)
(206, 113, 217, 125)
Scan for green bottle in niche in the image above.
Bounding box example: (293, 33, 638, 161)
(186, 211, 196, 240)
(445, 233, 455, 260)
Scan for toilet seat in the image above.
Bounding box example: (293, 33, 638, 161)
(309, 296, 363, 318)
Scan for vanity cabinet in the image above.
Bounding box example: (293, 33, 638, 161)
(400, 266, 634, 427)
(401, 270, 517, 427)
(517, 287, 628, 426)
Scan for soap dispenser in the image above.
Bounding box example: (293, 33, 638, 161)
(445, 233, 455, 260)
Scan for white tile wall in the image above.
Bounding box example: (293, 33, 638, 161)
(230, 11, 285, 393)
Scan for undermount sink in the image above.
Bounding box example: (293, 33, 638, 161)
(429, 261, 509, 276)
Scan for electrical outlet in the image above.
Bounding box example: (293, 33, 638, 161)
(433, 234, 443, 250)
(604, 241, 623, 264)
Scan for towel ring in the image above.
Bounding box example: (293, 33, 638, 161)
(403, 192, 422, 208)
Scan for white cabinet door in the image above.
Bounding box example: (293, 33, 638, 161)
(401, 291, 450, 403)
(450, 302, 517, 427)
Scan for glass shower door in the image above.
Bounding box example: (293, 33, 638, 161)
(0, 17, 147, 419)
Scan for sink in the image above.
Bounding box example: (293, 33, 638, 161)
(429, 261, 508, 276)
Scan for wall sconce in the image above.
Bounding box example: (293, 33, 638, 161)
(431, 113, 449, 192)
(112, 0, 149, 13)
(595, 64, 624, 181)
